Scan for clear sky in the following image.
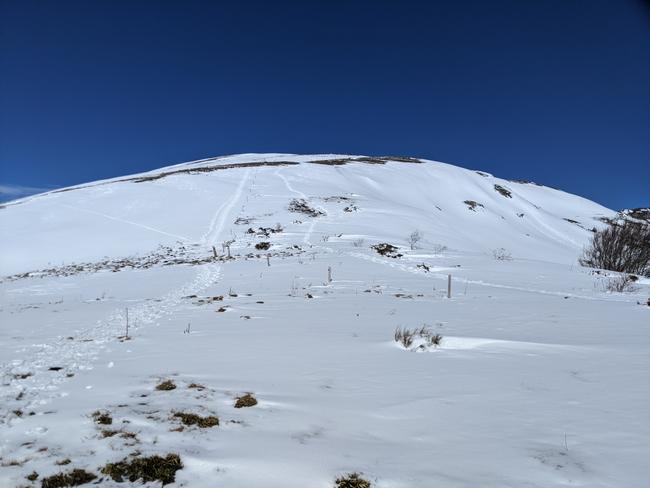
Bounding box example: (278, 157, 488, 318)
(1, 0, 648, 209)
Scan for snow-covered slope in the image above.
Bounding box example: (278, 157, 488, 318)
(0, 153, 613, 275)
(0, 154, 647, 488)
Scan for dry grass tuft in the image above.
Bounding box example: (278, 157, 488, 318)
(155, 379, 176, 391)
(172, 412, 219, 428)
(91, 410, 112, 425)
(395, 326, 443, 350)
(41, 469, 97, 487)
(234, 393, 258, 408)
(101, 454, 182, 486)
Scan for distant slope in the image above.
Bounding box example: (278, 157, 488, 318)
(0, 154, 615, 275)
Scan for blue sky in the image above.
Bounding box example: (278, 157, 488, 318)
(1, 0, 648, 208)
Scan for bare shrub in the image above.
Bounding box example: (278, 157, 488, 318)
(580, 221, 650, 277)
(407, 230, 423, 250)
(352, 238, 365, 247)
(603, 275, 637, 293)
(492, 248, 512, 261)
(432, 243, 448, 253)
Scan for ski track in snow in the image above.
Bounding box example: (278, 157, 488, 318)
(275, 168, 322, 245)
(0, 170, 255, 421)
(58, 203, 192, 242)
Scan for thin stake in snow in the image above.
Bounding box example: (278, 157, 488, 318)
(447, 274, 452, 299)
(328, 266, 332, 283)
(266, 254, 270, 267)
(212, 246, 218, 259)
(125, 307, 129, 339)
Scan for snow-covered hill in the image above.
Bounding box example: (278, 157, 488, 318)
(0, 153, 614, 275)
(0, 154, 647, 488)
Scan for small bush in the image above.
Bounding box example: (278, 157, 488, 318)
(352, 238, 365, 247)
(101, 454, 182, 486)
(432, 243, 448, 253)
(172, 412, 219, 428)
(407, 230, 423, 250)
(156, 380, 176, 391)
(255, 242, 271, 250)
(335, 473, 371, 488)
(26, 471, 38, 481)
(41, 469, 97, 488)
(234, 393, 258, 408)
(603, 275, 637, 293)
(492, 248, 512, 261)
(580, 220, 650, 277)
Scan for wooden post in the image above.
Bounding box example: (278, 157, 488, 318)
(125, 307, 129, 339)
(327, 266, 332, 283)
(212, 246, 218, 259)
(447, 274, 452, 299)
(266, 254, 270, 267)
(227, 244, 231, 258)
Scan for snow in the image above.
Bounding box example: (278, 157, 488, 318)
(0, 154, 648, 487)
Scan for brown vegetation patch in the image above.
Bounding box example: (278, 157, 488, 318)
(101, 454, 182, 486)
(41, 469, 97, 488)
(234, 393, 258, 408)
(155, 380, 176, 391)
(335, 473, 372, 488)
(91, 411, 112, 425)
(172, 412, 219, 428)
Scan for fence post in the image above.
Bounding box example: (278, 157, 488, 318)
(447, 274, 452, 299)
